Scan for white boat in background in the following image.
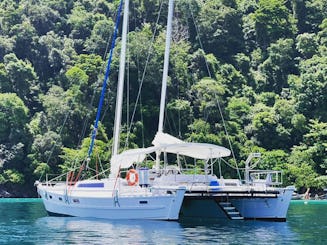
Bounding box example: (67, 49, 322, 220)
(35, 0, 185, 220)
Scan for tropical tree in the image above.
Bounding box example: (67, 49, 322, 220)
(252, 0, 297, 48)
(290, 55, 327, 120)
(0, 93, 30, 184)
(3, 53, 39, 111)
(196, 0, 244, 61)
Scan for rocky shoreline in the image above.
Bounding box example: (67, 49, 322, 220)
(0, 184, 37, 198)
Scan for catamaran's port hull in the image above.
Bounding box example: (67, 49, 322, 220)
(180, 188, 294, 221)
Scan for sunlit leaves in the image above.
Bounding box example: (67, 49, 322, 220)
(197, 0, 244, 61)
(0, 93, 29, 143)
(291, 55, 327, 120)
(252, 0, 297, 48)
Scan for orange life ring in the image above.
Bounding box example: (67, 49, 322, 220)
(126, 169, 139, 186)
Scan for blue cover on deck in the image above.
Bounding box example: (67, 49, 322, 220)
(209, 180, 220, 191)
(77, 183, 104, 188)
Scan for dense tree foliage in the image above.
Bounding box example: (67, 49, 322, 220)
(0, 0, 326, 195)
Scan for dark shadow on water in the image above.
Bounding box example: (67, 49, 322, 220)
(179, 217, 300, 244)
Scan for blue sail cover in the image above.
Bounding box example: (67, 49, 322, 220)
(87, 0, 124, 158)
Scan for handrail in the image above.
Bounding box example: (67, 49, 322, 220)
(249, 170, 283, 186)
(44, 166, 112, 185)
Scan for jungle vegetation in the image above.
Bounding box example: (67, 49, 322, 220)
(0, 0, 326, 196)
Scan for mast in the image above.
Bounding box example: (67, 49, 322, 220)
(158, 0, 174, 133)
(112, 0, 129, 158)
(156, 0, 174, 170)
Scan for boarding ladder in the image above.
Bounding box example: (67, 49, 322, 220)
(219, 202, 244, 220)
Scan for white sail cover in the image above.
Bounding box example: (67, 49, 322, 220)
(110, 147, 159, 175)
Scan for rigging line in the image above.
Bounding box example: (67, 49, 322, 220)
(139, 90, 145, 147)
(87, 0, 124, 159)
(136, 46, 145, 148)
(97, 4, 119, 124)
(133, 28, 145, 147)
(134, 3, 145, 148)
(39, 104, 72, 181)
(76, 1, 121, 150)
(100, 4, 124, 125)
(220, 157, 244, 171)
(166, 105, 178, 137)
(178, 81, 181, 137)
(189, 5, 211, 78)
(133, 0, 145, 148)
(124, 0, 165, 147)
(189, 3, 241, 180)
(99, 9, 122, 125)
(39, 71, 91, 181)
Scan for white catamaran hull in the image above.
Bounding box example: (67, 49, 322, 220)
(180, 187, 294, 221)
(37, 183, 185, 220)
(152, 171, 294, 221)
(233, 188, 294, 220)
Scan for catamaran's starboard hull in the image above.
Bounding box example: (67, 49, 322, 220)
(37, 185, 185, 220)
(180, 187, 294, 221)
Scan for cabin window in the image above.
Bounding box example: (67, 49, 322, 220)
(73, 199, 80, 203)
(139, 201, 148, 204)
(225, 183, 237, 186)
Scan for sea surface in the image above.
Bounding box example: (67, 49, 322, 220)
(0, 199, 326, 244)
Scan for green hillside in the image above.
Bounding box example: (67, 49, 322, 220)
(0, 0, 326, 197)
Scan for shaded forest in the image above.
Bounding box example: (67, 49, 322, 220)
(0, 0, 326, 197)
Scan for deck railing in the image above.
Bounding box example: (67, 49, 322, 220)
(248, 170, 283, 186)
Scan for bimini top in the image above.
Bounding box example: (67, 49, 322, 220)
(152, 132, 231, 159)
(110, 132, 231, 175)
(158, 142, 231, 159)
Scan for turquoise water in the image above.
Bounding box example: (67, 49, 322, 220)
(0, 199, 326, 244)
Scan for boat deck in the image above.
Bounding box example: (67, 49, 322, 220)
(185, 189, 280, 199)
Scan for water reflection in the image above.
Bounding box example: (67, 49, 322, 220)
(26, 216, 298, 244)
(2, 200, 327, 244)
(180, 218, 299, 244)
(33, 217, 184, 244)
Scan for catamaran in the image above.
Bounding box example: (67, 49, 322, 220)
(113, 135, 294, 221)
(37, 0, 294, 221)
(113, 0, 294, 221)
(35, 0, 185, 220)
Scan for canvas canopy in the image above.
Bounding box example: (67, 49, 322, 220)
(110, 133, 231, 175)
(152, 132, 183, 146)
(159, 142, 231, 159)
